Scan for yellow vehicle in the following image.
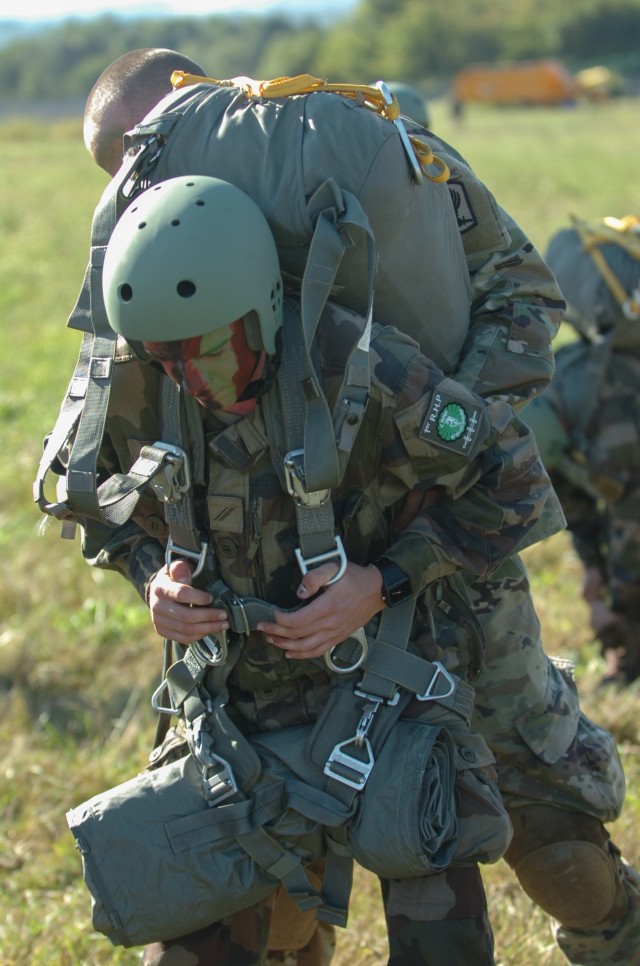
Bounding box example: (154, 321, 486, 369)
(452, 59, 579, 107)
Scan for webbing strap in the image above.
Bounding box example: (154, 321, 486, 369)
(35, 144, 151, 526)
(158, 378, 206, 557)
(33, 331, 92, 518)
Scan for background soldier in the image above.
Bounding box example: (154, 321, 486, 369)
(526, 215, 640, 687)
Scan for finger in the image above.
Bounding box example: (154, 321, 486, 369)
(296, 562, 340, 599)
(168, 558, 195, 584)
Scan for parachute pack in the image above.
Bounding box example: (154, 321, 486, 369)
(545, 214, 640, 347)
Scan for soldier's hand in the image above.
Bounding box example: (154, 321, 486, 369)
(257, 561, 384, 660)
(147, 559, 229, 644)
(582, 566, 606, 604)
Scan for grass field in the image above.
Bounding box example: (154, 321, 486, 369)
(1, 96, 639, 965)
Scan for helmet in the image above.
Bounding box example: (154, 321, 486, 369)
(102, 175, 283, 353)
(385, 81, 430, 127)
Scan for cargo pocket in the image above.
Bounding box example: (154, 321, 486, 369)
(512, 656, 580, 765)
(451, 731, 512, 865)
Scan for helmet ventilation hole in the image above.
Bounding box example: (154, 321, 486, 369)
(177, 280, 196, 298)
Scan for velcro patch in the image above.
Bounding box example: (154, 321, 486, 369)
(419, 389, 483, 457)
(447, 180, 478, 234)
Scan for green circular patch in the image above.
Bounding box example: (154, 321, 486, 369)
(437, 402, 467, 441)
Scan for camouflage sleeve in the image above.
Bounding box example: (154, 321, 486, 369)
(406, 124, 565, 408)
(81, 515, 166, 603)
(454, 207, 566, 408)
(370, 340, 554, 592)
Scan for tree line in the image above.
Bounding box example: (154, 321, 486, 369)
(2, 0, 640, 103)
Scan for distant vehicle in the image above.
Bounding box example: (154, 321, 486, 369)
(452, 59, 579, 107)
(575, 65, 626, 101)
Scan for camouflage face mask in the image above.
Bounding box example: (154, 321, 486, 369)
(143, 319, 266, 415)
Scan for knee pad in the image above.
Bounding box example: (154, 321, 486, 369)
(504, 805, 627, 929)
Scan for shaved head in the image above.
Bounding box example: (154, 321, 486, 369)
(83, 47, 205, 175)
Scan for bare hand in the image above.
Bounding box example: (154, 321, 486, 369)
(257, 561, 385, 659)
(147, 559, 229, 644)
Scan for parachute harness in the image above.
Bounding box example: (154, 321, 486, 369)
(171, 70, 449, 185)
(573, 213, 640, 322)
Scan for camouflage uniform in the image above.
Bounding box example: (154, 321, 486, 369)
(79, 304, 555, 965)
(525, 339, 640, 686)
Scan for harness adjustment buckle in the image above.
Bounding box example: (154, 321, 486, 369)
(415, 661, 457, 702)
(295, 536, 347, 586)
(324, 626, 368, 674)
(165, 536, 209, 579)
(193, 632, 229, 667)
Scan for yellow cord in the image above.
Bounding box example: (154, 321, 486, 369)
(170, 71, 449, 183)
(572, 214, 640, 319)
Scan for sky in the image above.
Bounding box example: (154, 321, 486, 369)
(5, 0, 357, 24)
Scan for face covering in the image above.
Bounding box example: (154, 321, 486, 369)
(143, 320, 266, 416)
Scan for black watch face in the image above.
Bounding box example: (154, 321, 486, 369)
(381, 562, 412, 606)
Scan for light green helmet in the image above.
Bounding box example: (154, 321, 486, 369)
(102, 175, 283, 353)
(386, 81, 430, 127)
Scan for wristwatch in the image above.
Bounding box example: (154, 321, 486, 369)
(375, 557, 413, 608)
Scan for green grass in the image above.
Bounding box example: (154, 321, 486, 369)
(1, 101, 639, 965)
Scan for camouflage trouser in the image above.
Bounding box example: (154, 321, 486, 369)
(142, 866, 495, 966)
(467, 553, 640, 965)
(468, 554, 625, 820)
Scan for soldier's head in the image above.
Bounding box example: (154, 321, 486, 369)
(385, 81, 431, 128)
(103, 176, 283, 415)
(84, 48, 205, 175)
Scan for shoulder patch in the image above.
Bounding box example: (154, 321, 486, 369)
(447, 180, 478, 234)
(420, 387, 483, 457)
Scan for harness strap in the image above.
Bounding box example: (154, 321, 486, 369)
(34, 141, 160, 528)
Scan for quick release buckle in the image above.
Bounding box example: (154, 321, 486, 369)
(149, 442, 191, 504)
(324, 736, 375, 790)
(324, 692, 381, 789)
(190, 714, 238, 805)
(283, 450, 331, 509)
